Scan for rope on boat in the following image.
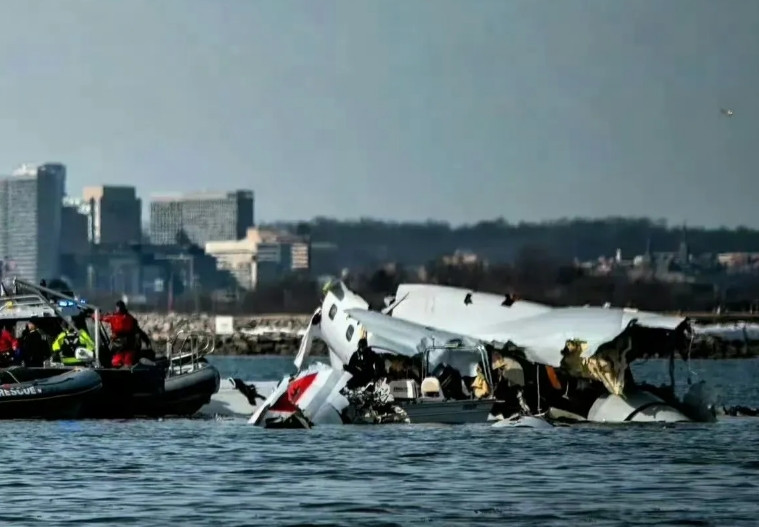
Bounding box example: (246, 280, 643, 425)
(4, 370, 19, 384)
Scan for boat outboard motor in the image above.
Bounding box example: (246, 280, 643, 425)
(432, 363, 466, 400)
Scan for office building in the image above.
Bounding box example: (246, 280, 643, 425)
(61, 197, 90, 256)
(205, 227, 308, 290)
(0, 163, 66, 281)
(82, 186, 142, 245)
(150, 190, 254, 246)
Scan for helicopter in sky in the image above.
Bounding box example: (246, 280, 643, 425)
(720, 108, 734, 117)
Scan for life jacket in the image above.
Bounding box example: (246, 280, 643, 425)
(53, 330, 80, 357)
(103, 312, 136, 337)
(0, 329, 17, 353)
(63, 331, 79, 352)
(471, 368, 491, 399)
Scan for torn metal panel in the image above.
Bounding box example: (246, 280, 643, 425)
(248, 362, 351, 427)
(562, 338, 632, 395)
(248, 376, 292, 426)
(293, 308, 323, 371)
(390, 283, 553, 329)
(474, 307, 687, 366)
(389, 283, 687, 368)
(344, 307, 479, 359)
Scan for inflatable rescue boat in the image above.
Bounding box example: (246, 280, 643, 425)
(0, 368, 102, 419)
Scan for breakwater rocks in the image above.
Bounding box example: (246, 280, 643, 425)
(133, 313, 759, 359)
(134, 313, 328, 356)
(690, 322, 759, 359)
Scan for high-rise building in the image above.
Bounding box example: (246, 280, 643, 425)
(149, 190, 254, 246)
(82, 186, 142, 245)
(0, 163, 66, 281)
(204, 227, 309, 290)
(61, 197, 90, 256)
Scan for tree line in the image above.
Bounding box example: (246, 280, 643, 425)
(275, 216, 759, 267)
(110, 246, 759, 315)
(72, 217, 759, 314)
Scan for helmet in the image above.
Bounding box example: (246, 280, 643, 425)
(74, 347, 95, 364)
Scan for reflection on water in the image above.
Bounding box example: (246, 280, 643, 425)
(1, 357, 758, 526)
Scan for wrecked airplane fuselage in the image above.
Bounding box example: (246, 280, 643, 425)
(250, 280, 717, 429)
(250, 341, 504, 428)
(385, 283, 718, 424)
(249, 362, 351, 428)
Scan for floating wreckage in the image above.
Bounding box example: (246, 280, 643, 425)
(196, 377, 278, 419)
(250, 281, 720, 429)
(384, 284, 720, 424)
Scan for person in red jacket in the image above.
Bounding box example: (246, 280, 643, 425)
(101, 300, 142, 368)
(0, 324, 18, 367)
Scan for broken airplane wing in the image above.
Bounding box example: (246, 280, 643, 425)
(389, 283, 688, 367)
(344, 307, 480, 359)
(473, 307, 688, 367)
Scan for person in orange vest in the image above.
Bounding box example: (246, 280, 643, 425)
(100, 301, 149, 368)
(0, 323, 18, 367)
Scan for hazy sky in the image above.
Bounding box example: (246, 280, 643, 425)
(0, 1, 757, 227)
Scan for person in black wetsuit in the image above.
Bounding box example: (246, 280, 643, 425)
(344, 338, 384, 389)
(17, 318, 51, 367)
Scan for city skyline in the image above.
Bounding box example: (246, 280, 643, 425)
(1, 1, 758, 228)
(3, 160, 759, 232)
(2, 162, 759, 292)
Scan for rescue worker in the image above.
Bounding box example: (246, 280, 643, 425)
(52, 322, 95, 365)
(470, 363, 491, 399)
(344, 338, 384, 389)
(101, 300, 149, 368)
(17, 318, 51, 367)
(0, 323, 18, 367)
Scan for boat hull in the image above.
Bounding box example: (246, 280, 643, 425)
(135, 364, 221, 417)
(400, 399, 495, 424)
(16, 363, 220, 419)
(0, 368, 102, 420)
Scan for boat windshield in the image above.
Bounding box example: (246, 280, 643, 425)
(424, 345, 489, 378)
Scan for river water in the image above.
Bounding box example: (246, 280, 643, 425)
(2, 357, 759, 526)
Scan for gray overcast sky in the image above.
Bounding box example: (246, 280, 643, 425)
(0, 0, 757, 227)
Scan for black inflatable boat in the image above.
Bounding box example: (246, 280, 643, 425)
(134, 362, 221, 417)
(0, 278, 220, 419)
(18, 361, 220, 419)
(0, 368, 102, 419)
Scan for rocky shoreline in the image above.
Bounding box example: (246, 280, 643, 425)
(133, 313, 759, 359)
(135, 312, 328, 357)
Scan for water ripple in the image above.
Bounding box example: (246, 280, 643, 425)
(1, 357, 758, 525)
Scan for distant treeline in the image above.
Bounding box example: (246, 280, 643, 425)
(350, 249, 759, 314)
(114, 248, 759, 315)
(268, 216, 759, 266)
